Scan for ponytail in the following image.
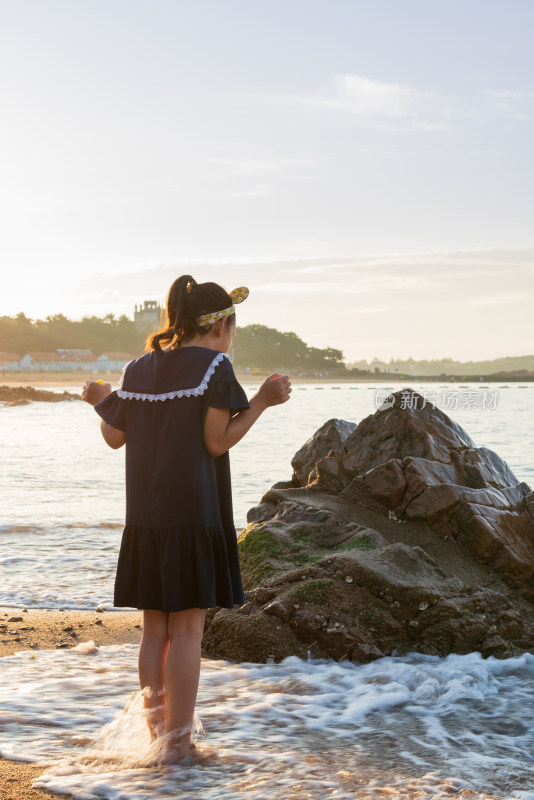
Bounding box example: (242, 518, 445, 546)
(146, 275, 235, 351)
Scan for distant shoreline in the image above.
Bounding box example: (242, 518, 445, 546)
(0, 370, 532, 388)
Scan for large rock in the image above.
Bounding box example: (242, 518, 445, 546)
(202, 388, 534, 665)
(291, 418, 356, 487)
(305, 389, 534, 591)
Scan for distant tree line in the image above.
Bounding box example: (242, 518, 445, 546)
(0, 313, 347, 374)
(347, 354, 534, 376)
(231, 324, 345, 373)
(0, 313, 144, 356)
(3, 313, 532, 375)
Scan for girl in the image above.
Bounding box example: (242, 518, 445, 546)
(81, 276, 291, 763)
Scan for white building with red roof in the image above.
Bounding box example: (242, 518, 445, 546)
(6, 350, 134, 371)
(0, 352, 22, 371)
(20, 352, 65, 370)
(96, 352, 134, 370)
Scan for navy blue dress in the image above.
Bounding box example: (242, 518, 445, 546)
(94, 346, 250, 613)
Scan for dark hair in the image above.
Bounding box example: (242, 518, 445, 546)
(146, 275, 236, 351)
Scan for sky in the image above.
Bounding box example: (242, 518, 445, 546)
(1, 0, 533, 362)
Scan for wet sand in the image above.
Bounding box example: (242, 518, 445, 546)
(0, 607, 143, 657)
(0, 759, 73, 800)
(0, 371, 126, 387)
(0, 608, 144, 799)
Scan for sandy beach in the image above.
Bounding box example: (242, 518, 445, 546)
(1, 371, 521, 390)
(0, 608, 143, 800)
(0, 759, 74, 800)
(0, 607, 143, 658)
(0, 370, 381, 388)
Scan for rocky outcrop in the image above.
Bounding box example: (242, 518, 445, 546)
(202, 388, 534, 664)
(0, 386, 81, 405)
(309, 390, 534, 591)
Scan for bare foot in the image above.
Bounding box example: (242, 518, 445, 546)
(159, 741, 196, 766)
(145, 706, 166, 741)
(159, 741, 219, 767)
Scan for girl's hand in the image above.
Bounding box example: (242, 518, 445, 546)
(81, 379, 112, 406)
(256, 374, 292, 408)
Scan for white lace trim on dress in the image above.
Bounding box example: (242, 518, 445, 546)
(116, 351, 228, 402)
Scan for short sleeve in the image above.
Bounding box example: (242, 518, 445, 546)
(206, 357, 250, 419)
(94, 390, 127, 432)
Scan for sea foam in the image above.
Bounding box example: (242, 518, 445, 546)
(0, 645, 533, 799)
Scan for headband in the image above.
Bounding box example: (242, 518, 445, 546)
(195, 286, 249, 327)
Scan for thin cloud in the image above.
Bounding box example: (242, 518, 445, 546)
(253, 281, 335, 295)
(350, 305, 392, 315)
(204, 154, 326, 176)
(484, 88, 534, 120)
(195, 152, 330, 190)
(465, 291, 531, 308)
(69, 248, 534, 305)
(250, 73, 452, 132)
(333, 73, 436, 117)
(226, 183, 275, 199)
(137, 180, 186, 194)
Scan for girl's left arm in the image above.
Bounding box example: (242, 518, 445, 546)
(82, 379, 126, 450)
(203, 375, 291, 457)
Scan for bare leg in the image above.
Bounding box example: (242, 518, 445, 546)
(164, 607, 207, 759)
(138, 609, 170, 739)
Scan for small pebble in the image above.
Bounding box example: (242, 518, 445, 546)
(8, 616, 23, 623)
(56, 641, 69, 648)
(345, 576, 353, 583)
(95, 619, 103, 626)
(419, 601, 429, 611)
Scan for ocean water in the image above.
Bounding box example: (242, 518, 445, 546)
(0, 644, 533, 800)
(1, 382, 534, 799)
(0, 382, 532, 610)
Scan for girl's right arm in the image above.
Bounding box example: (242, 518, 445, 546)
(82, 379, 126, 450)
(100, 420, 126, 449)
(203, 374, 291, 458)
